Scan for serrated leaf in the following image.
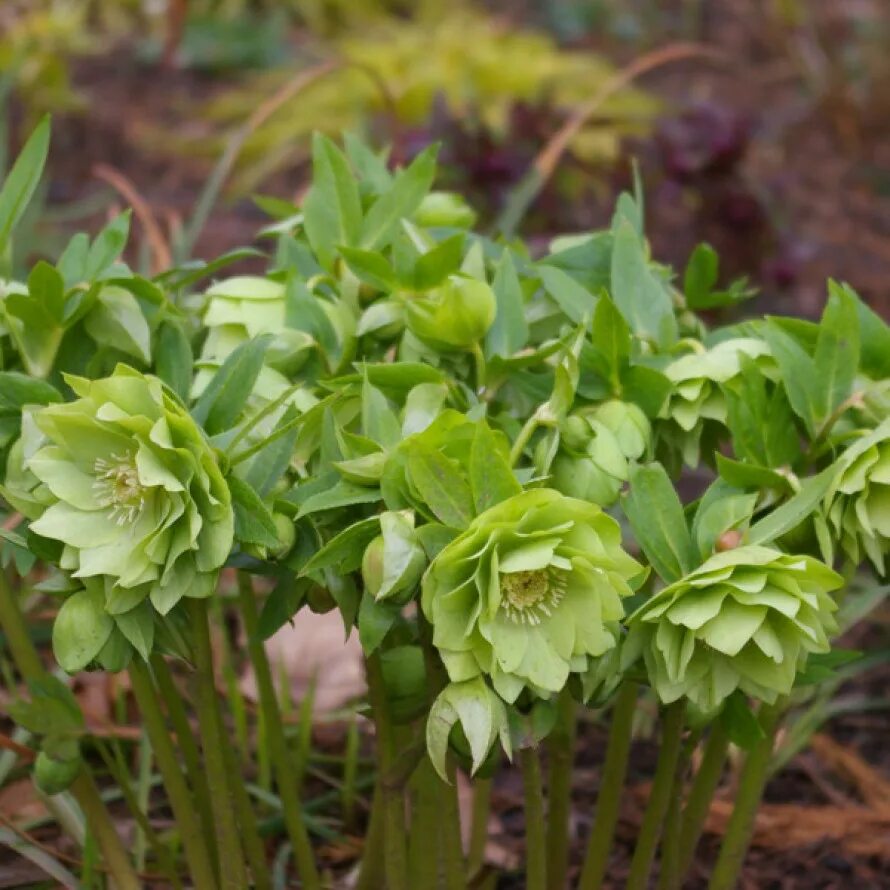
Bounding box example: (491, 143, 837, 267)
(746, 466, 834, 546)
(469, 422, 520, 514)
(537, 264, 596, 324)
(154, 320, 193, 401)
(230, 475, 280, 548)
(590, 295, 630, 389)
(357, 592, 399, 654)
(813, 281, 860, 425)
(339, 247, 397, 292)
(622, 463, 696, 583)
(192, 334, 273, 435)
(764, 324, 818, 437)
(360, 145, 438, 251)
(413, 234, 465, 291)
(610, 220, 676, 348)
(301, 517, 380, 577)
(485, 249, 528, 360)
(0, 116, 50, 258)
(407, 441, 474, 529)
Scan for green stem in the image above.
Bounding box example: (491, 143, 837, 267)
(128, 659, 218, 889)
(677, 721, 730, 881)
(220, 721, 273, 890)
(520, 746, 547, 890)
(0, 571, 140, 890)
(408, 755, 441, 889)
(366, 652, 409, 890)
(441, 760, 466, 890)
(625, 700, 686, 890)
(188, 598, 248, 890)
(236, 578, 321, 890)
(546, 689, 576, 890)
(355, 779, 386, 890)
(658, 731, 697, 890)
(708, 702, 783, 890)
(578, 681, 638, 890)
(467, 776, 492, 878)
(150, 655, 218, 865)
(509, 415, 540, 467)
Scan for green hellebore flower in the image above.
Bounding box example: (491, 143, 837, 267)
(658, 338, 771, 466)
(422, 488, 645, 703)
(25, 366, 234, 617)
(821, 418, 890, 574)
(405, 275, 496, 351)
(548, 416, 628, 507)
(624, 545, 840, 715)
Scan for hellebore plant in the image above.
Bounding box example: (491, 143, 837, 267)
(0, 119, 887, 890)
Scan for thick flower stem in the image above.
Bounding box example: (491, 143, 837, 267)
(355, 779, 386, 890)
(625, 699, 686, 890)
(441, 760, 466, 890)
(128, 658, 218, 889)
(236, 577, 321, 890)
(657, 731, 697, 890)
(677, 721, 730, 881)
(188, 598, 248, 890)
(520, 746, 548, 890)
(708, 702, 783, 890)
(546, 688, 577, 890)
(366, 652, 409, 890)
(408, 755, 441, 889)
(150, 655, 217, 864)
(467, 776, 492, 878)
(0, 571, 140, 890)
(578, 681, 639, 890)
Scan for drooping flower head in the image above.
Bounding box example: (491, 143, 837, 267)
(625, 546, 840, 715)
(822, 418, 890, 575)
(24, 366, 233, 616)
(658, 338, 771, 466)
(421, 489, 645, 703)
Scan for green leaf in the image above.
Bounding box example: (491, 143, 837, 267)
(296, 480, 381, 518)
(469, 421, 520, 514)
(84, 211, 131, 280)
(402, 382, 448, 437)
(0, 372, 61, 411)
(244, 404, 301, 497)
(192, 334, 273, 435)
(813, 281, 860, 425)
(715, 455, 794, 495)
(407, 441, 474, 529)
(229, 476, 280, 548)
(258, 575, 309, 640)
(301, 517, 380, 577)
(610, 220, 677, 348)
(0, 116, 50, 258)
(746, 466, 834, 546)
(590, 295, 630, 389)
(357, 592, 399, 654)
(302, 133, 362, 269)
(622, 463, 696, 583)
(362, 374, 401, 449)
(413, 234, 465, 291)
(154, 320, 193, 401)
(764, 324, 818, 437)
(26, 261, 65, 323)
(720, 692, 765, 751)
(620, 364, 671, 418)
(485, 249, 528, 360)
(52, 586, 114, 673)
(692, 480, 757, 559)
(84, 286, 151, 364)
(114, 601, 155, 662)
(684, 243, 719, 308)
(339, 247, 398, 292)
(537, 264, 596, 324)
(847, 283, 890, 379)
(360, 145, 438, 251)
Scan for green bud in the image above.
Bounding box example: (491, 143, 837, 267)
(591, 400, 651, 461)
(551, 420, 628, 507)
(272, 513, 297, 558)
(413, 191, 477, 229)
(361, 512, 426, 604)
(34, 752, 82, 795)
(380, 645, 428, 723)
(624, 545, 841, 714)
(406, 275, 496, 351)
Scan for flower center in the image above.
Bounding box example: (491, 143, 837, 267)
(93, 453, 145, 525)
(499, 568, 567, 626)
